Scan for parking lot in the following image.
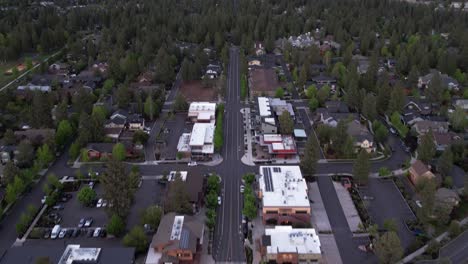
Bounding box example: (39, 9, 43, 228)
(359, 178, 416, 249)
(159, 113, 191, 160)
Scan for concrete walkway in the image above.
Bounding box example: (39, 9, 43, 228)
(309, 182, 332, 232)
(240, 107, 255, 167)
(333, 182, 362, 233)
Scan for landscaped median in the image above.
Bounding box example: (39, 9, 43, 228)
(214, 104, 224, 152)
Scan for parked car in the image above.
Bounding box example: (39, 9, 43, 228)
(87, 229, 94, 237)
(41, 196, 47, 204)
(88, 172, 99, 177)
(51, 225, 60, 239)
(58, 229, 67, 239)
(218, 196, 222, 205)
(415, 200, 422, 208)
(93, 228, 101, 237)
(78, 218, 85, 228)
(362, 195, 375, 201)
(52, 204, 64, 210)
(188, 161, 197, 167)
(88, 181, 95, 189)
(65, 229, 73, 238)
(389, 127, 396, 134)
(96, 199, 104, 208)
(84, 218, 93, 227)
(240, 185, 245, 193)
(99, 228, 106, 238)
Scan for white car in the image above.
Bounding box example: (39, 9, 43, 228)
(84, 218, 93, 227)
(188, 161, 197, 167)
(58, 229, 67, 239)
(96, 199, 103, 208)
(88, 181, 95, 189)
(93, 228, 101, 237)
(240, 185, 245, 193)
(389, 127, 396, 134)
(217, 196, 222, 205)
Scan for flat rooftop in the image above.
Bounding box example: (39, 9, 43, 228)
(189, 123, 215, 147)
(265, 226, 321, 255)
(259, 166, 309, 208)
(258, 97, 272, 117)
(188, 102, 216, 121)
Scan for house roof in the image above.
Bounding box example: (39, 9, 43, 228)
(14, 129, 55, 142)
(420, 70, 459, 88)
(86, 143, 115, 153)
(450, 165, 467, 189)
(432, 131, 460, 146)
(325, 101, 349, 113)
(346, 120, 373, 143)
(435, 188, 460, 203)
(411, 160, 431, 176)
(151, 213, 204, 253)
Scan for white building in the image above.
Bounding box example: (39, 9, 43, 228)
(188, 102, 216, 123)
(262, 226, 322, 263)
(258, 166, 310, 225)
(177, 123, 215, 159)
(258, 97, 272, 117)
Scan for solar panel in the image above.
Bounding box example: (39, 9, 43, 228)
(179, 229, 190, 249)
(263, 167, 274, 192)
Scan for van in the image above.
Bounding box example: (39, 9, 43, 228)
(51, 225, 61, 239)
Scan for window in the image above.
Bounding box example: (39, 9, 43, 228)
(266, 210, 277, 214)
(295, 210, 308, 214)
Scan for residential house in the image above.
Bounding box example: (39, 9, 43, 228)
(409, 160, 435, 185)
(0, 145, 18, 164)
(48, 63, 70, 75)
(261, 226, 322, 264)
(261, 118, 278, 134)
(431, 131, 461, 151)
(353, 55, 370, 74)
(453, 99, 468, 111)
(248, 58, 262, 68)
(314, 108, 357, 127)
(311, 74, 337, 86)
(325, 101, 350, 113)
(205, 63, 222, 79)
(402, 99, 432, 125)
(412, 120, 449, 135)
(418, 70, 459, 90)
(104, 127, 122, 140)
(147, 213, 204, 264)
(128, 114, 145, 131)
(254, 42, 265, 56)
(187, 102, 216, 123)
(346, 120, 374, 152)
(86, 143, 114, 160)
(14, 129, 55, 146)
(258, 166, 310, 225)
(435, 188, 460, 214)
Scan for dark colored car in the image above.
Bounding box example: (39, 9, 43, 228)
(72, 228, 81, 237)
(87, 229, 94, 237)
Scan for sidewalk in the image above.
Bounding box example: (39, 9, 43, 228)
(333, 182, 362, 233)
(308, 182, 332, 232)
(250, 216, 264, 264)
(240, 107, 255, 167)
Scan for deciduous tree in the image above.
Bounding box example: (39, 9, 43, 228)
(353, 150, 370, 185)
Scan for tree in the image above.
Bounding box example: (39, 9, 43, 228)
(116, 84, 130, 108)
(164, 174, 192, 214)
(123, 226, 149, 254)
(374, 231, 404, 264)
(55, 120, 73, 148)
(300, 137, 319, 180)
(140, 205, 163, 230)
(69, 141, 81, 159)
(362, 94, 377, 121)
(1, 161, 20, 185)
(383, 219, 398, 233)
(173, 93, 188, 112)
(427, 72, 443, 103)
(417, 132, 436, 163)
(353, 150, 370, 185)
(448, 220, 461, 237)
(144, 94, 157, 120)
(17, 140, 34, 168)
(450, 106, 467, 132)
(309, 97, 319, 111)
(373, 122, 389, 144)
(275, 87, 285, 99)
(133, 130, 149, 144)
(112, 143, 126, 161)
(437, 149, 453, 177)
(3, 129, 16, 145)
(102, 159, 135, 218)
(305, 85, 317, 99)
(107, 214, 125, 237)
(278, 111, 294, 135)
(388, 84, 405, 114)
(317, 85, 331, 104)
(77, 186, 96, 206)
(417, 178, 437, 223)
(36, 144, 54, 168)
